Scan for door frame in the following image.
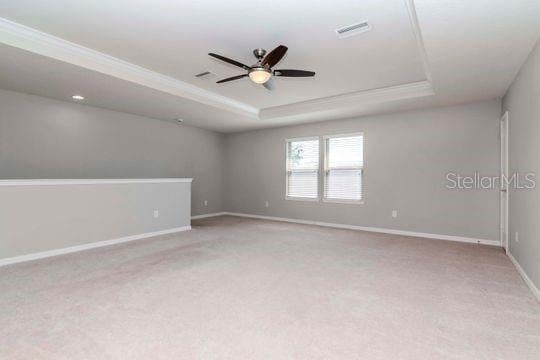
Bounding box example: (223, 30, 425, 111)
(500, 112, 509, 253)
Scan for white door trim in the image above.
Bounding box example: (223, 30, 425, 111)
(500, 111, 509, 253)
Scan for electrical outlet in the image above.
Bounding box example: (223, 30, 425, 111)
(204, 200, 208, 206)
(153, 210, 159, 218)
(515, 232, 519, 243)
(392, 210, 398, 218)
(265, 201, 269, 208)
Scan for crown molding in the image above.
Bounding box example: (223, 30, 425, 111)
(0, 1, 434, 124)
(259, 81, 435, 120)
(403, 0, 433, 83)
(257, 0, 436, 121)
(0, 17, 258, 117)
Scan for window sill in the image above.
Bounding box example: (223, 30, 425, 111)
(322, 198, 364, 205)
(285, 196, 320, 202)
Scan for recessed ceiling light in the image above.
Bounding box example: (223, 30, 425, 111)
(72, 95, 85, 100)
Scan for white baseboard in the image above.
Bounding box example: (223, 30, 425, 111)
(221, 212, 500, 246)
(191, 212, 228, 220)
(508, 252, 540, 302)
(0, 226, 191, 267)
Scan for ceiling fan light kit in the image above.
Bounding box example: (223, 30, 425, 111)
(248, 68, 272, 84)
(209, 45, 315, 89)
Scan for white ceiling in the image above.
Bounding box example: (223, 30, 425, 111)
(0, 43, 255, 132)
(0, 0, 539, 132)
(0, 0, 427, 108)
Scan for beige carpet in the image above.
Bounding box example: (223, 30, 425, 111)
(1, 215, 539, 359)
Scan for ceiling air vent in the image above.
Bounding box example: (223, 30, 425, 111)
(195, 71, 214, 79)
(335, 20, 371, 39)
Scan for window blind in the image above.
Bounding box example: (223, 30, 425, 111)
(324, 135, 363, 201)
(286, 138, 319, 199)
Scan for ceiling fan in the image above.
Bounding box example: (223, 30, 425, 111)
(209, 45, 315, 89)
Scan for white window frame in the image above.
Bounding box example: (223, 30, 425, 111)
(285, 136, 320, 201)
(323, 132, 364, 204)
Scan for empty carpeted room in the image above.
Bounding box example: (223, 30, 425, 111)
(1, 1, 540, 359)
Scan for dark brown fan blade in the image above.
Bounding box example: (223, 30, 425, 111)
(273, 69, 315, 77)
(261, 45, 288, 68)
(209, 53, 251, 70)
(216, 74, 248, 83)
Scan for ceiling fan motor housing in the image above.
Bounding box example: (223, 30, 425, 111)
(253, 48, 267, 60)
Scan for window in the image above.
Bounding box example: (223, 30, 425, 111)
(286, 137, 319, 199)
(324, 134, 364, 202)
(285, 133, 364, 203)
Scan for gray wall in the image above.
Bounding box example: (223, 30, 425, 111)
(0, 181, 191, 260)
(224, 100, 502, 241)
(0, 89, 224, 216)
(503, 40, 540, 289)
(0, 88, 505, 255)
